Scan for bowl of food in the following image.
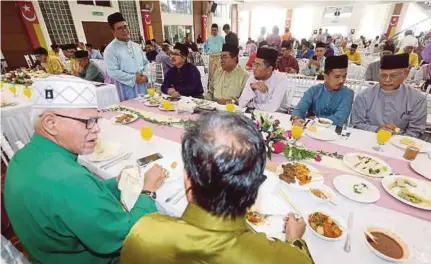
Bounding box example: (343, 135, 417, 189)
(306, 211, 345, 241)
(315, 118, 333, 128)
(364, 226, 410, 262)
(308, 184, 335, 203)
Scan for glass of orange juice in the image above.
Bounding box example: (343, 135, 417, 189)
(23, 88, 32, 99)
(291, 125, 304, 145)
(162, 100, 173, 110)
(9, 85, 17, 97)
(373, 128, 392, 152)
(147, 87, 155, 97)
(225, 103, 235, 112)
(140, 126, 153, 145)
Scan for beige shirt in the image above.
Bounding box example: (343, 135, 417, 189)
(206, 65, 249, 101)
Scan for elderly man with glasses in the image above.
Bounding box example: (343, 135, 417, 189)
(4, 76, 166, 264)
(104, 12, 151, 101)
(352, 53, 427, 138)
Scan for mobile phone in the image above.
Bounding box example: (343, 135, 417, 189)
(312, 55, 317, 60)
(136, 153, 163, 167)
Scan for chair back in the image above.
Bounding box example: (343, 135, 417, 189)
(23, 55, 33, 68)
(1, 134, 15, 166)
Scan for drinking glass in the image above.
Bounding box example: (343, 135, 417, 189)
(225, 103, 235, 112)
(147, 87, 155, 97)
(23, 88, 32, 99)
(291, 125, 304, 145)
(9, 85, 16, 97)
(140, 126, 153, 147)
(162, 100, 173, 110)
(373, 129, 392, 152)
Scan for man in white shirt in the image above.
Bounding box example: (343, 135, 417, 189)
(239, 47, 293, 112)
(398, 30, 418, 51)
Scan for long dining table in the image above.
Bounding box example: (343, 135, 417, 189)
(78, 98, 431, 264)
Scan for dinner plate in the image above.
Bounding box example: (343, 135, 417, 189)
(307, 183, 336, 204)
(333, 174, 380, 203)
(143, 100, 160, 107)
(111, 113, 138, 125)
(305, 210, 346, 241)
(85, 142, 123, 162)
(305, 126, 338, 141)
(314, 118, 333, 128)
(381, 175, 431, 211)
(276, 162, 324, 190)
(410, 155, 431, 180)
(390, 135, 430, 153)
(343, 153, 392, 178)
(158, 105, 175, 111)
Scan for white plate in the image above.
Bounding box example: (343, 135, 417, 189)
(314, 118, 333, 128)
(158, 105, 175, 111)
(85, 142, 123, 162)
(111, 113, 138, 125)
(305, 210, 346, 241)
(276, 162, 324, 189)
(381, 175, 431, 211)
(305, 126, 338, 141)
(307, 183, 336, 203)
(390, 135, 430, 153)
(410, 155, 431, 180)
(333, 174, 380, 203)
(143, 100, 160, 107)
(364, 226, 411, 262)
(343, 153, 392, 178)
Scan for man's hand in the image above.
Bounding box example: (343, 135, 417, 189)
(291, 116, 305, 126)
(216, 99, 235, 105)
(378, 123, 398, 134)
(135, 73, 146, 84)
(143, 164, 166, 192)
(250, 82, 268, 93)
(167, 87, 176, 96)
(284, 213, 306, 241)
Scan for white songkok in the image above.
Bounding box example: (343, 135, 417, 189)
(32, 75, 98, 109)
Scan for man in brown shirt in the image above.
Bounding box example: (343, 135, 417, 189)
(276, 41, 299, 73)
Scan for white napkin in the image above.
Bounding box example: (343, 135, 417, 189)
(118, 165, 144, 211)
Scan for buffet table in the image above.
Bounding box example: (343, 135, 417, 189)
(78, 98, 431, 264)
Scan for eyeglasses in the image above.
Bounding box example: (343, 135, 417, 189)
(379, 73, 403, 80)
(115, 25, 129, 32)
(54, 113, 100, 129)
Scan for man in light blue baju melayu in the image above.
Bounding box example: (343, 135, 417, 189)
(104, 12, 150, 101)
(292, 55, 354, 127)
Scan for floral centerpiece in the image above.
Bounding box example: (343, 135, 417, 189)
(3, 69, 32, 86)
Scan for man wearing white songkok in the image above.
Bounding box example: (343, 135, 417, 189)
(104, 12, 151, 101)
(352, 54, 427, 138)
(4, 76, 165, 263)
(238, 47, 292, 112)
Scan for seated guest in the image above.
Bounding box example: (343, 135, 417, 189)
(276, 41, 299, 73)
(365, 44, 395, 81)
(246, 41, 267, 70)
(292, 55, 353, 127)
(302, 42, 326, 76)
(64, 44, 82, 75)
(345, 44, 362, 65)
(239, 47, 293, 112)
(48, 44, 67, 63)
(187, 42, 205, 67)
(145, 41, 158, 62)
(352, 53, 427, 138)
(85, 43, 103, 60)
(75, 50, 105, 83)
(33, 47, 65, 74)
(414, 63, 431, 83)
(4, 76, 165, 263)
(155, 43, 174, 75)
(161, 43, 204, 98)
(151, 38, 162, 53)
(398, 45, 419, 67)
(324, 37, 335, 57)
(206, 44, 249, 104)
(120, 112, 314, 264)
(296, 42, 314, 59)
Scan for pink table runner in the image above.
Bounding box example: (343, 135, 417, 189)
(103, 100, 431, 221)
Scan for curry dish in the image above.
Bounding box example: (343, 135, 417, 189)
(308, 212, 342, 238)
(366, 231, 404, 259)
(279, 163, 311, 185)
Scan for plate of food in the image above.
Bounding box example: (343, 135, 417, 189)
(381, 175, 431, 210)
(143, 97, 161, 107)
(305, 125, 338, 141)
(314, 118, 333, 128)
(333, 174, 380, 203)
(343, 153, 391, 178)
(85, 140, 123, 162)
(305, 211, 345, 241)
(390, 135, 430, 153)
(277, 162, 324, 189)
(111, 113, 138, 124)
(410, 155, 431, 180)
(364, 226, 410, 262)
(308, 183, 336, 204)
(245, 210, 286, 241)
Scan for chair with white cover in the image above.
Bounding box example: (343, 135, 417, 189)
(345, 79, 365, 97)
(347, 64, 366, 80)
(1, 235, 31, 264)
(1, 133, 15, 166)
(23, 55, 33, 68)
(152, 63, 164, 92)
(287, 75, 318, 112)
(197, 66, 208, 94)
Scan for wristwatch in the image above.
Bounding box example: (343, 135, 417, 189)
(288, 238, 306, 250)
(142, 190, 157, 199)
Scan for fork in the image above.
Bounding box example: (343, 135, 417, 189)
(165, 188, 183, 203)
(101, 152, 132, 170)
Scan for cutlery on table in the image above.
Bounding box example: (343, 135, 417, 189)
(253, 212, 287, 218)
(344, 212, 354, 253)
(100, 152, 132, 170)
(364, 230, 378, 244)
(165, 188, 183, 203)
(172, 192, 186, 204)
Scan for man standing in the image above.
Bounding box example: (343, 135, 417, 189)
(155, 43, 173, 75)
(282, 27, 292, 42)
(266, 26, 282, 48)
(161, 43, 203, 98)
(352, 53, 427, 138)
(120, 112, 314, 264)
(345, 44, 362, 65)
(4, 76, 165, 264)
(85, 44, 103, 60)
(365, 44, 395, 81)
(239, 47, 293, 112)
(223, 24, 239, 47)
(315, 28, 325, 42)
(398, 30, 418, 51)
(205, 23, 225, 81)
(33, 47, 65, 74)
(145, 41, 158, 62)
(104, 12, 150, 101)
(75, 50, 105, 83)
(206, 44, 249, 104)
(292, 55, 354, 127)
(276, 41, 299, 73)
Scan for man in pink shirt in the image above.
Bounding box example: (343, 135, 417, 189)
(266, 26, 282, 48)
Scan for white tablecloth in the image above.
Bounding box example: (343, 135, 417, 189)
(1, 83, 119, 150)
(79, 118, 431, 264)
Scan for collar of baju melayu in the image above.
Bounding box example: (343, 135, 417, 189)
(323, 83, 339, 94)
(181, 203, 247, 232)
(380, 83, 404, 95)
(224, 64, 239, 74)
(31, 133, 78, 161)
(114, 38, 131, 48)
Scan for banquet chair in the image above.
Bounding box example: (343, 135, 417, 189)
(1, 235, 30, 264)
(1, 134, 15, 166)
(196, 66, 208, 94)
(287, 75, 318, 112)
(23, 55, 33, 68)
(344, 79, 366, 96)
(151, 63, 164, 91)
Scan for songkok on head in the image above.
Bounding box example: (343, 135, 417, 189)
(256, 47, 278, 66)
(281, 41, 291, 49)
(222, 43, 239, 56)
(75, 50, 89, 59)
(173, 42, 189, 57)
(108, 12, 125, 27)
(325, 55, 348, 70)
(350, 44, 358, 49)
(380, 53, 409, 69)
(315, 42, 326, 49)
(32, 75, 98, 109)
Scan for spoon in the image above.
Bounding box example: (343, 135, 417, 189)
(365, 230, 378, 244)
